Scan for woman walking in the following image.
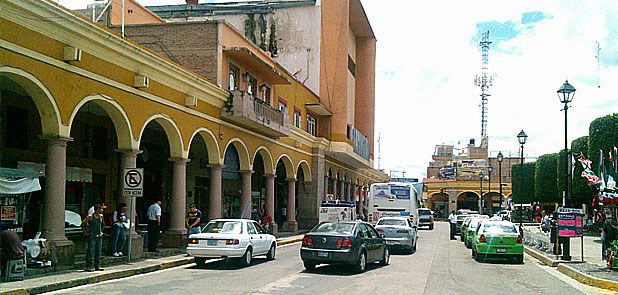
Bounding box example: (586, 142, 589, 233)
(112, 203, 128, 257)
(81, 204, 105, 271)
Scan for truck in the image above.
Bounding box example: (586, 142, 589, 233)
(318, 201, 356, 223)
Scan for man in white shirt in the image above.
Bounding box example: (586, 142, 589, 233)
(448, 210, 457, 240)
(147, 200, 162, 252)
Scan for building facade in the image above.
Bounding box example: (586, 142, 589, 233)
(0, 0, 385, 265)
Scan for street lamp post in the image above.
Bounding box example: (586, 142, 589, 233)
(558, 80, 576, 261)
(497, 151, 504, 211)
(517, 130, 528, 231)
(488, 166, 493, 214)
(479, 171, 484, 213)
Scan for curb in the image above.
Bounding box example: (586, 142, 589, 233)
(557, 264, 618, 292)
(0, 257, 195, 295)
(524, 246, 560, 267)
(277, 237, 303, 246)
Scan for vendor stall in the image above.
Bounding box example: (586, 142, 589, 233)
(0, 168, 41, 237)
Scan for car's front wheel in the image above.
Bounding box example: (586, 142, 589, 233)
(379, 247, 390, 266)
(266, 243, 276, 260)
(355, 251, 367, 273)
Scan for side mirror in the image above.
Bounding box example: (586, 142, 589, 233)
(379, 233, 385, 239)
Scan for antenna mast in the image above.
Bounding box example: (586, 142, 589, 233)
(474, 31, 493, 144)
(377, 132, 382, 170)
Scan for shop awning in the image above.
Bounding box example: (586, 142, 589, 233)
(0, 167, 41, 194)
(17, 162, 92, 183)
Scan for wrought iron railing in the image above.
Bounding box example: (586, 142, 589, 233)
(351, 127, 370, 161)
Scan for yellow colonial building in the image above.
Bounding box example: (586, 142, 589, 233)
(0, 0, 386, 265)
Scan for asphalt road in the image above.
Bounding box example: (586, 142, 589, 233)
(50, 222, 611, 295)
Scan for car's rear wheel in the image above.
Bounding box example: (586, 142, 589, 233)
(355, 251, 367, 273)
(303, 261, 316, 271)
(515, 254, 524, 264)
(266, 243, 276, 260)
(195, 257, 206, 266)
(239, 247, 252, 267)
(379, 247, 390, 265)
(429, 224, 434, 230)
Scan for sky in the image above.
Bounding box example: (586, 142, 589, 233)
(57, 0, 618, 179)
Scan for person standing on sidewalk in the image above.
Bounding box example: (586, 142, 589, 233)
(147, 200, 162, 252)
(81, 204, 105, 271)
(112, 203, 128, 257)
(448, 210, 457, 240)
(185, 204, 202, 238)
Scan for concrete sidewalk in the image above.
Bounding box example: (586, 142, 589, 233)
(0, 235, 304, 295)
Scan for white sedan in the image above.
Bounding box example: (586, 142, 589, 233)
(187, 219, 277, 266)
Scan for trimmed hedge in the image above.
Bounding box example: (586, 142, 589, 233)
(571, 136, 595, 206)
(511, 162, 536, 203)
(588, 113, 618, 175)
(535, 153, 559, 203)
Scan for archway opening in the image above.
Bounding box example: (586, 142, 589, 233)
(187, 134, 211, 221)
(222, 144, 241, 218)
(252, 153, 266, 220)
(457, 192, 479, 212)
(430, 193, 449, 219)
(274, 160, 289, 226)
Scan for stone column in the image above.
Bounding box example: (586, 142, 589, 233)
(209, 164, 223, 220)
(42, 136, 74, 266)
(324, 176, 329, 199)
(264, 174, 278, 234)
(339, 180, 345, 201)
(240, 170, 252, 219)
(333, 178, 338, 200)
(282, 178, 297, 232)
(116, 149, 143, 259)
(161, 157, 190, 247)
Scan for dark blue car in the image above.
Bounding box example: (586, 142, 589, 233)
(300, 221, 390, 273)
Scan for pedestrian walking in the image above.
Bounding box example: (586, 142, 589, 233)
(112, 203, 128, 257)
(540, 211, 550, 233)
(147, 200, 162, 252)
(185, 204, 202, 238)
(81, 204, 105, 271)
(448, 210, 457, 240)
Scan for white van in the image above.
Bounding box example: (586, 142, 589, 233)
(368, 182, 421, 227)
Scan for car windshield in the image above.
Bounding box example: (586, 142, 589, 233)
(418, 209, 432, 215)
(377, 219, 407, 226)
(483, 223, 517, 234)
(202, 221, 243, 234)
(311, 222, 355, 234)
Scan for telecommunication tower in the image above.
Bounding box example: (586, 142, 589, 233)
(474, 31, 494, 145)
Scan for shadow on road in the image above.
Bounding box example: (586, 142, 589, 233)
(186, 257, 272, 270)
(300, 263, 386, 276)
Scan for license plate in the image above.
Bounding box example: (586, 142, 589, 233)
(207, 240, 217, 246)
(386, 240, 395, 245)
(317, 252, 329, 258)
(496, 248, 507, 253)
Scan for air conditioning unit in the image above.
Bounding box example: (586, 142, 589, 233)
(185, 96, 197, 108)
(63, 46, 82, 62)
(133, 75, 149, 88)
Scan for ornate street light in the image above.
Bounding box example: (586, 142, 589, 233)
(479, 171, 484, 213)
(497, 151, 504, 211)
(488, 166, 493, 214)
(516, 130, 527, 231)
(557, 80, 576, 261)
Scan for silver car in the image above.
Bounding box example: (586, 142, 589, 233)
(374, 217, 417, 253)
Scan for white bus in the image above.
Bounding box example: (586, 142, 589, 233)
(368, 182, 421, 226)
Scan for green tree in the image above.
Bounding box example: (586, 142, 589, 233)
(511, 162, 536, 204)
(268, 17, 278, 56)
(588, 113, 618, 177)
(244, 14, 257, 44)
(535, 153, 559, 203)
(571, 136, 595, 206)
(258, 14, 267, 51)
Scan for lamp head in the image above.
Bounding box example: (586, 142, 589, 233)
(497, 151, 504, 162)
(517, 130, 528, 145)
(557, 80, 576, 104)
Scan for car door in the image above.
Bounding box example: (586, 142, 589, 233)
(246, 221, 263, 253)
(251, 221, 269, 253)
(363, 223, 382, 262)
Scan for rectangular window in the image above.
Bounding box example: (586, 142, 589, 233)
(4, 106, 29, 149)
(278, 99, 288, 114)
(247, 74, 257, 96)
(293, 109, 301, 128)
(307, 114, 316, 136)
(348, 55, 356, 77)
(228, 64, 240, 90)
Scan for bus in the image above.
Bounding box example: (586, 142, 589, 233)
(368, 182, 422, 226)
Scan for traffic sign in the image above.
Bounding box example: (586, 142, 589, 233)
(123, 168, 143, 197)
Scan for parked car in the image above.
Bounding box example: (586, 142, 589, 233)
(187, 219, 277, 267)
(455, 214, 471, 235)
(375, 217, 417, 253)
(417, 208, 434, 230)
(471, 220, 523, 263)
(463, 218, 483, 249)
(459, 217, 473, 242)
(300, 221, 390, 273)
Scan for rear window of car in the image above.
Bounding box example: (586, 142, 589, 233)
(469, 220, 481, 228)
(202, 221, 243, 234)
(377, 219, 407, 226)
(311, 222, 355, 234)
(457, 215, 469, 221)
(483, 223, 517, 234)
(418, 209, 432, 215)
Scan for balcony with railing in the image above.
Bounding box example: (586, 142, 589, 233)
(326, 126, 371, 168)
(221, 90, 290, 138)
